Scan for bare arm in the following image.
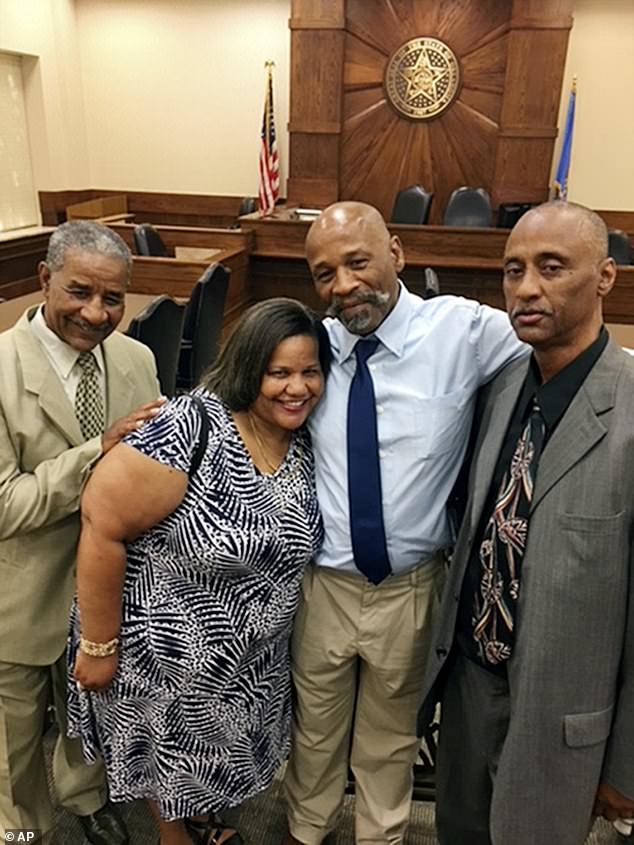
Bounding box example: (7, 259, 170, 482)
(73, 441, 187, 690)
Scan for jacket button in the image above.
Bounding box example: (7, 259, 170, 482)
(436, 647, 448, 658)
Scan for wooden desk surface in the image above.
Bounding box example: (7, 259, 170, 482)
(173, 246, 221, 261)
(0, 292, 163, 334)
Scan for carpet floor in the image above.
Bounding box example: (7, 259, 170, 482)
(48, 762, 627, 844)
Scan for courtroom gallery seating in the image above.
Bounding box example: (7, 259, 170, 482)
(133, 223, 169, 257)
(608, 229, 632, 265)
(391, 185, 434, 225)
(176, 262, 231, 391)
(443, 186, 492, 227)
(126, 295, 186, 396)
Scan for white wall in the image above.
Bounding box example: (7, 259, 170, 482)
(0, 53, 39, 230)
(1, 0, 632, 208)
(553, 0, 634, 209)
(0, 0, 90, 191)
(75, 0, 290, 196)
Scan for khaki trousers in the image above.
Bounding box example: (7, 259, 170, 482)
(0, 654, 107, 837)
(284, 557, 445, 845)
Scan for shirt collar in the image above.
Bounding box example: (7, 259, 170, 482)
(519, 326, 608, 433)
(336, 280, 413, 363)
(30, 305, 105, 379)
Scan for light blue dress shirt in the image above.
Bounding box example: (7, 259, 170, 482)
(309, 283, 527, 575)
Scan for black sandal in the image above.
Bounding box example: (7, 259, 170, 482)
(185, 816, 244, 845)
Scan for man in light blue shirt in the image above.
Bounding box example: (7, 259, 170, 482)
(282, 202, 525, 845)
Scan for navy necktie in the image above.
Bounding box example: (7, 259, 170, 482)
(347, 338, 391, 584)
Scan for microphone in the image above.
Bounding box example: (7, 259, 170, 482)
(424, 267, 440, 299)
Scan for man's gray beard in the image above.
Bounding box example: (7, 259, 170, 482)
(326, 290, 390, 335)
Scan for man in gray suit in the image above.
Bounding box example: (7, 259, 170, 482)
(0, 222, 162, 842)
(420, 201, 634, 845)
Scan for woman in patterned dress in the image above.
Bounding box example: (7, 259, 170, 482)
(67, 298, 331, 845)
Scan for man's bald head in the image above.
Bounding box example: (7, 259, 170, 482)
(306, 202, 392, 257)
(305, 201, 405, 335)
(510, 201, 609, 262)
(503, 200, 616, 379)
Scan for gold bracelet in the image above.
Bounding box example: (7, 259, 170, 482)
(79, 635, 119, 657)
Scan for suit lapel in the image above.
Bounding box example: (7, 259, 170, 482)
(15, 311, 84, 446)
(103, 334, 137, 424)
(470, 360, 528, 527)
(531, 343, 621, 510)
(15, 312, 140, 443)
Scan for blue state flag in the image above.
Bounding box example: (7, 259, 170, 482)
(553, 80, 576, 200)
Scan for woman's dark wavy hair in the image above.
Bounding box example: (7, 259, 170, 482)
(200, 297, 331, 410)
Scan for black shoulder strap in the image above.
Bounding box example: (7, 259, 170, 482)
(187, 394, 209, 478)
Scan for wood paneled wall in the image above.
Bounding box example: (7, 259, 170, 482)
(39, 190, 250, 228)
(287, 0, 574, 221)
(0, 232, 50, 300)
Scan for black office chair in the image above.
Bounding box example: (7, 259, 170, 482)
(133, 223, 168, 257)
(608, 229, 632, 265)
(391, 185, 434, 225)
(126, 296, 186, 396)
(496, 202, 534, 228)
(238, 197, 257, 216)
(231, 197, 257, 228)
(176, 263, 231, 391)
(443, 187, 492, 227)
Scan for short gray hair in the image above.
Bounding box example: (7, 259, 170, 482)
(46, 221, 132, 280)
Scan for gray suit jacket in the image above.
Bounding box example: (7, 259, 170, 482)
(0, 308, 159, 665)
(420, 340, 634, 845)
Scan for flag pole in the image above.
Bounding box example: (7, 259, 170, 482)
(552, 75, 577, 201)
(258, 60, 280, 217)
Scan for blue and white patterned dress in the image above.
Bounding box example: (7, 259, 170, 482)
(67, 390, 322, 819)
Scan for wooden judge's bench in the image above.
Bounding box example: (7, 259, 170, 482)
(2, 209, 634, 346)
(240, 209, 634, 332)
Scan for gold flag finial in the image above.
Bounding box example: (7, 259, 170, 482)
(572, 75, 577, 93)
(264, 60, 275, 70)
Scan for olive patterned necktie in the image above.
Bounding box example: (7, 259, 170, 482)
(75, 351, 105, 440)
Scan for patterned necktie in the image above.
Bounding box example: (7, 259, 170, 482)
(347, 338, 391, 585)
(75, 351, 105, 440)
(473, 400, 546, 666)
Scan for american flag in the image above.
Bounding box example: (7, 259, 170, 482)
(258, 64, 280, 216)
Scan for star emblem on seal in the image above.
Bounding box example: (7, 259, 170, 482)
(385, 37, 460, 120)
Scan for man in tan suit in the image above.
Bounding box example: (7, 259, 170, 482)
(0, 221, 163, 842)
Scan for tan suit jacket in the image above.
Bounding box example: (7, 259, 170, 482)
(0, 308, 159, 665)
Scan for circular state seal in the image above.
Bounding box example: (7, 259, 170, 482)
(385, 37, 460, 120)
